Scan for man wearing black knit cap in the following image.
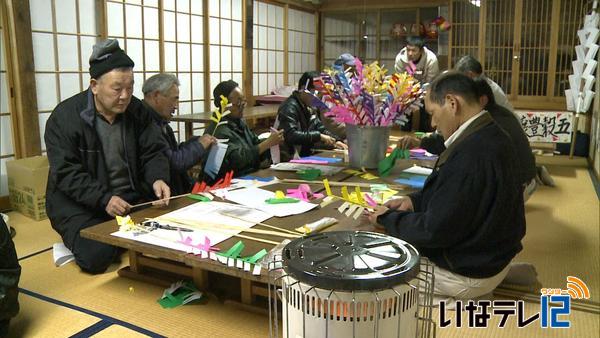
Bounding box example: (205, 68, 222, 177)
(45, 39, 171, 274)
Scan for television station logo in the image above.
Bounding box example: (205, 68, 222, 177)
(439, 276, 591, 329)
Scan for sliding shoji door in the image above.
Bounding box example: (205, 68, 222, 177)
(252, 1, 284, 96)
(208, 0, 243, 103)
(322, 11, 377, 69)
(162, 0, 205, 139)
(287, 8, 317, 86)
(451, 0, 593, 109)
(106, 0, 160, 100)
(29, 0, 100, 151)
(0, 16, 14, 196)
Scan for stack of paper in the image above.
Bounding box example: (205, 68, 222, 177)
(565, 5, 599, 113)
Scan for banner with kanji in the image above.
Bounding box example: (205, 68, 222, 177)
(515, 111, 573, 143)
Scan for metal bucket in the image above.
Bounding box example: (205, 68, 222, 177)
(346, 124, 390, 169)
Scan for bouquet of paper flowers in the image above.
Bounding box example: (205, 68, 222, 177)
(313, 58, 423, 127)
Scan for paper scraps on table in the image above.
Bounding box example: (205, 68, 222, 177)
(319, 179, 377, 219)
(177, 234, 220, 255)
(402, 165, 433, 176)
(192, 170, 234, 194)
(296, 169, 322, 180)
(214, 241, 267, 276)
(409, 148, 437, 160)
(296, 156, 343, 164)
(270, 162, 344, 176)
(226, 187, 317, 217)
(343, 169, 379, 180)
(265, 190, 300, 204)
(286, 184, 325, 202)
(295, 217, 338, 234)
(158, 280, 203, 309)
(378, 148, 410, 176)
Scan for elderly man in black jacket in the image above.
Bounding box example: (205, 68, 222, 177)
(45, 39, 171, 274)
(277, 71, 347, 158)
(368, 72, 525, 305)
(142, 73, 217, 195)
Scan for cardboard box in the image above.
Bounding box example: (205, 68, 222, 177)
(6, 156, 49, 221)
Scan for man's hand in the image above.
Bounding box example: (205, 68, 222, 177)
(397, 136, 420, 150)
(335, 141, 348, 150)
(384, 196, 414, 212)
(152, 180, 171, 206)
(320, 134, 336, 146)
(199, 134, 217, 149)
(366, 205, 389, 226)
(266, 129, 284, 147)
(105, 196, 131, 217)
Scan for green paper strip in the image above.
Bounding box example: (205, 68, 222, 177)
(414, 132, 425, 138)
(188, 194, 211, 202)
(217, 240, 245, 258)
(297, 169, 321, 180)
(370, 184, 389, 190)
(265, 198, 300, 204)
(241, 249, 268, 264)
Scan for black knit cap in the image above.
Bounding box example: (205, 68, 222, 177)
(213, 80, 239, 108)
(89, 39, 134, 79)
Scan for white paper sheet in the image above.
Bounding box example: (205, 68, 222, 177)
(583, 60, 597, 77)
(587, 28, 599, 45)
(270, 162, 344, 176)
(583, 75, 596, 92)
(225, 187, 318, 217)
(575, 45, 585, 61)
(565, 89, 575, 111)
(204, 141, 228, 179)
(585, 44, 599, 62)
(111, 201, 271, 251)
(403, 165, 433, 176)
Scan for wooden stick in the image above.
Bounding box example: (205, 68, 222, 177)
(231, 233, 280, 245)
(125, 223, 279, 247)
(280, 178, 405, 190)
(218, 211, 301, 235)
(130, 192, 191, 209)
(157, 216, 300, 239)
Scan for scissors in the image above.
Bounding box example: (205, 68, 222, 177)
(142, 220, 193, 232)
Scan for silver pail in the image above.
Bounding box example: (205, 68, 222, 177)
(346, 124, 390, 169)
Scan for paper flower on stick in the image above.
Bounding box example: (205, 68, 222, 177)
(211, 95, 231, 136)
(318, 58, 422, 127)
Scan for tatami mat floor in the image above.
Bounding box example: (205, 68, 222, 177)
(4, 155, 599, 337)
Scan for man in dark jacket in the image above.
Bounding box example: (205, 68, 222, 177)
(367, 72, 525, 304)
(397, 77, 538, 200)
(202, 80, 283, 183)
(277, 71, 347, 158)
(45, 39, 171, 274)
(0, 217, 20, 337)
(142, 73, 217, 195)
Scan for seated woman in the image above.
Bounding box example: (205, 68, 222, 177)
(202, 80, 283, 183)
(277, 71, 347, 158)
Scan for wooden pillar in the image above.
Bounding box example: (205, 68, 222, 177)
(203, 0, 211, 112)
(243, 0, 254, 106)
(3, 0, 41, 158)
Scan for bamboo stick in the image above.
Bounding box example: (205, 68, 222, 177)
(280, 178, 406, 191)
(218, 212, 301, 235)
(130, 192, 191, 209)
(157, 216, 300, 239)
(125, 223, 280, 247)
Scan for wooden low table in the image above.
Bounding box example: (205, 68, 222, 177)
(80, 165, 355, 306)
